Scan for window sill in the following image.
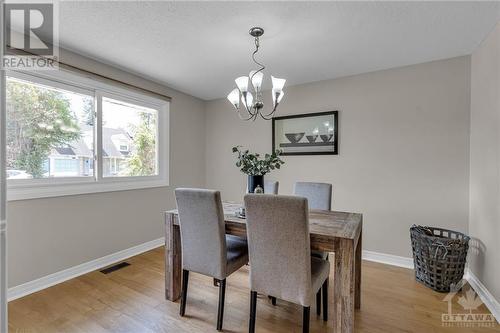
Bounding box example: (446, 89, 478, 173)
(7, 178, 169, 201)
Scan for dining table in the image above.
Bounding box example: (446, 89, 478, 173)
(164, 202, 363, 333)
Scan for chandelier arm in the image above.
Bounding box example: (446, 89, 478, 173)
(250, 108, 259, 122)
(245, 102, 257, 116)
(241, 94, 255, 115)
(236, 108, 256, 121)
(260, 105, 278, 119)
(239, 113, 255, 121)
(259, 109, 276, 121)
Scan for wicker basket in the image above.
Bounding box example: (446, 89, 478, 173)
(410, 225, 470, 292)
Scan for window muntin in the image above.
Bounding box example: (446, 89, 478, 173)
(6, 76, 94, 179)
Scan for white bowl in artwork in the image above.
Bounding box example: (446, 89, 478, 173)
(306, 135, 318, 143)
(285, 132, 305, 143)
(320, 134, 333, 142)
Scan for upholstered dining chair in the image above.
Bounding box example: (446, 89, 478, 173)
(174, 188, 249, 331)
(294, 182, 332, 261)
(293, 182, 333, 313)
(244, 194, 330, 333)
(293, 182, 332, 211)
(264, 180, 279, 194)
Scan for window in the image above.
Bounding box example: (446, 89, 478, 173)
(6, 76, 93, 179)
(6, 70, 169, 201)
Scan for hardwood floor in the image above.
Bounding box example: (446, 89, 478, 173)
(9, 247, 500, 333)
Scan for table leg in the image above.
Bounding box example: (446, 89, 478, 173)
(355, 232, 362, 309)
(165, 212, 182, 301)
(333, 239, 355, 333)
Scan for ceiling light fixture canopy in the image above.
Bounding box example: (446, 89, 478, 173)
(227, 27, 286, 121)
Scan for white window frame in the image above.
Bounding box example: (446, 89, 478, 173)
(6, 69, 170, 201)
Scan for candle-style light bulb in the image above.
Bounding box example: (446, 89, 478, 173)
(227, 88, 240, 109)
(235, 76, 249, 93)
(271, 76, 286, 91)
(249, 70, 264, 92)
(272, 89, 284, 110)
(244, 92, 254, 111)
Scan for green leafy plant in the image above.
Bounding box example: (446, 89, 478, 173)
(232, 146, 285, 176)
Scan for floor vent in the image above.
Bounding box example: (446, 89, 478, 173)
(100, 262, 130, 274)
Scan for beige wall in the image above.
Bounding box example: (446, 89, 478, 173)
(469, 23, 500, 301)
(7, 49, 206, 287)
(205, 56, 471, 258)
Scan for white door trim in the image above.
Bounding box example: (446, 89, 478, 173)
(0, 23, 8, 333)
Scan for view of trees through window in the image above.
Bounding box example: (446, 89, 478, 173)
(6, 75, 158, 180)
(102, 97, 158, 177)
(6, 77, 92, 179)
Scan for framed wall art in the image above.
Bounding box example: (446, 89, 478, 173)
(272, 111, 338, 155)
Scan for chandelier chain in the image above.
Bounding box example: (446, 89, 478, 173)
(250, 36, 265, 85)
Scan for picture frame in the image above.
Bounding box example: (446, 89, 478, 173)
(272, 111, 338, 155)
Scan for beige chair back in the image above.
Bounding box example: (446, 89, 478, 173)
(293, 182, 332, 210)
(175, 188, 227, 279)
(244, 194, 314, 306)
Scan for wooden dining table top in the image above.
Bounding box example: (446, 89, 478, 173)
(166, 201, 362, 242)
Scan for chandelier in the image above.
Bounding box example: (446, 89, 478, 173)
(227, 27, 286, 121)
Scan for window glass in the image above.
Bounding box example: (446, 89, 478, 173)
(6, 76, 94, 179)
(54, 158, 79, 174)
(102, 97, 158, 177)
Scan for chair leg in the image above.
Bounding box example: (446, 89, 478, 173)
(322, 278, 328, 322)
(249, 291, 257, 333)
(217, 279, 226, 331)
(316, 290, 321, 315)
(303, 306, 310, 333)
(180, 270, 189, 316)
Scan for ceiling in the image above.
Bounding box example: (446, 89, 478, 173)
(56, 1, 500, 100)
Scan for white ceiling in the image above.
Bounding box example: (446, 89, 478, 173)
(57, 1, 500, 100)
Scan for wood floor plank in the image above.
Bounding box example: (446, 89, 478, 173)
(9, 248, 500, 333)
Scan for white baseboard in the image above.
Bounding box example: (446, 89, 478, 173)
(362, 250, 414, 269)
(465, 269, 500, 323)
(8, 237, 164, 301)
